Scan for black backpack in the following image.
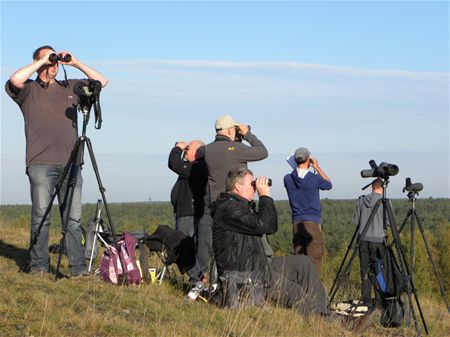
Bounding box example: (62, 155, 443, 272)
(373, 246, 406, 327)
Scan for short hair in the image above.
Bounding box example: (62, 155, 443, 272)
(372, 178, 384, 190)
(225, 167, 253, 192)
(33, 45, 55, 61)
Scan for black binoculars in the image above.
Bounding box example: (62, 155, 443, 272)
(49, 53, 72, 63)
(251, 178, 272, 188)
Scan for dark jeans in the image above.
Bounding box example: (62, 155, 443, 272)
(176, 215, 202, 281)
(196, 213, 213, 278)
(27, 164, 86, 276)
(359, 240, 385, 305)
(292, 221, 324, 275)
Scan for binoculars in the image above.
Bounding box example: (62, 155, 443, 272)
(49, 53, 72, 63)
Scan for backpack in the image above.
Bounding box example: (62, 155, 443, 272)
(99, 232, 141, 285)
(380, 296, 405, 328)
(373, 246, 406, 327)
(373, 246, 405, 297)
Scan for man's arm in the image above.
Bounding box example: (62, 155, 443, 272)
(168, 145, 193, 178)
(310, 156, 332, 190)
(220, 196, 278, 236)
(65, 52, 108, 87)
(9, 50, 52, 90)
(234, 131, 268, 162)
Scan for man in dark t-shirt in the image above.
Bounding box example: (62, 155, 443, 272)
(5, 45, 108, 276)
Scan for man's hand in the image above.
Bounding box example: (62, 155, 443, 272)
(255, 177, 270, 197)
(175, 141, 188, 151)
(58, 51, 77, 66)
(238, 124, 249, 136)
(309, 156, 318, 169)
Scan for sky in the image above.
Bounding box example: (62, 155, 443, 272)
(1, 1, 449, 205)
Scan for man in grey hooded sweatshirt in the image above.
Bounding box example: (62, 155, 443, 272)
(352, 178, 386, 306)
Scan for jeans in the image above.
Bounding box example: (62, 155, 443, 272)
(27, 164, 86, 276)
(196, 213, 212, 276)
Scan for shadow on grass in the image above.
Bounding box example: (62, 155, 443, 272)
(0, 239, 29, 271)
(0, 239, 68, 278)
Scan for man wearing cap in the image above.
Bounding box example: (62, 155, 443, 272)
(352, 178, 386, 307)
(205, 115, 268, 204)
(198, 115, 268, 286)
(283, 147, 332, 274)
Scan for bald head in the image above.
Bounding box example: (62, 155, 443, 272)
(185, 140, 205, 162)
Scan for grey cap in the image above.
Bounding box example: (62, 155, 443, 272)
(294, 147, 310, 163)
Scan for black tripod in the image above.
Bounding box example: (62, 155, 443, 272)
(27, 84, 126, 282)
(397, 181, 450, 314)
(328, 178, 428, 335)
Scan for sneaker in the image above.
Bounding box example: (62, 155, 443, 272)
(186, 280, 206, 301)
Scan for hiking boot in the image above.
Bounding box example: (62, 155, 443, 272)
(186, 280, 206, 301)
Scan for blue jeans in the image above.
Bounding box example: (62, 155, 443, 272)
(27, 164, 86, 276)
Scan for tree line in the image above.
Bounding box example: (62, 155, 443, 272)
(1, 198, 448, 299)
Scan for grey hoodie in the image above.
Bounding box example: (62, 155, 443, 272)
(352, 192, 386, 243)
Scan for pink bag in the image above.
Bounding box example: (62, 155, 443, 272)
(99, 232, 141, 285)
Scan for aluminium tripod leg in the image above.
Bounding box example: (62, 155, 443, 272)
(84, 137, 128, 284)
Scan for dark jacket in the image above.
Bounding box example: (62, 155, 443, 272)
(168, 147, 208, 219)
(211, 192, 277, 276)
(205, 132, 268, 206)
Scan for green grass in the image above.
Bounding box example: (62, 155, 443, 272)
(1, 216, 449, 337)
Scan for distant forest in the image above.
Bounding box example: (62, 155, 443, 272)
(1, 198, 449, 297)
(1, 198, 448, 255)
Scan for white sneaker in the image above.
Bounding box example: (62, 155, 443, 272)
(186, 280, 206, 301)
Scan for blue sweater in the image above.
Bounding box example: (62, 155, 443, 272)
(284, 170, 332, 224)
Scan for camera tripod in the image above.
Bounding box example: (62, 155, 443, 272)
(328, 178, 428, 335)
(397, 190, 450, 313)
(26, 102, 127, 283)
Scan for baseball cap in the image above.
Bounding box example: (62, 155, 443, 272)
(215, 115, 240, 130)
(294, 147, 310, 162)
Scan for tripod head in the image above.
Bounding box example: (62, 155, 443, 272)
(73, 80, 103, 130)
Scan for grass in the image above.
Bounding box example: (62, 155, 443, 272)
(1, 216, 449, 337)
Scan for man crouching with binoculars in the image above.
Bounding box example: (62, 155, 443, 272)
(211, 167, 329, 315)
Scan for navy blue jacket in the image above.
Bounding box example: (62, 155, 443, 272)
(284, 170, 332, 224)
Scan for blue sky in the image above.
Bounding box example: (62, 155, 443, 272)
(1, 1, 449, 204)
